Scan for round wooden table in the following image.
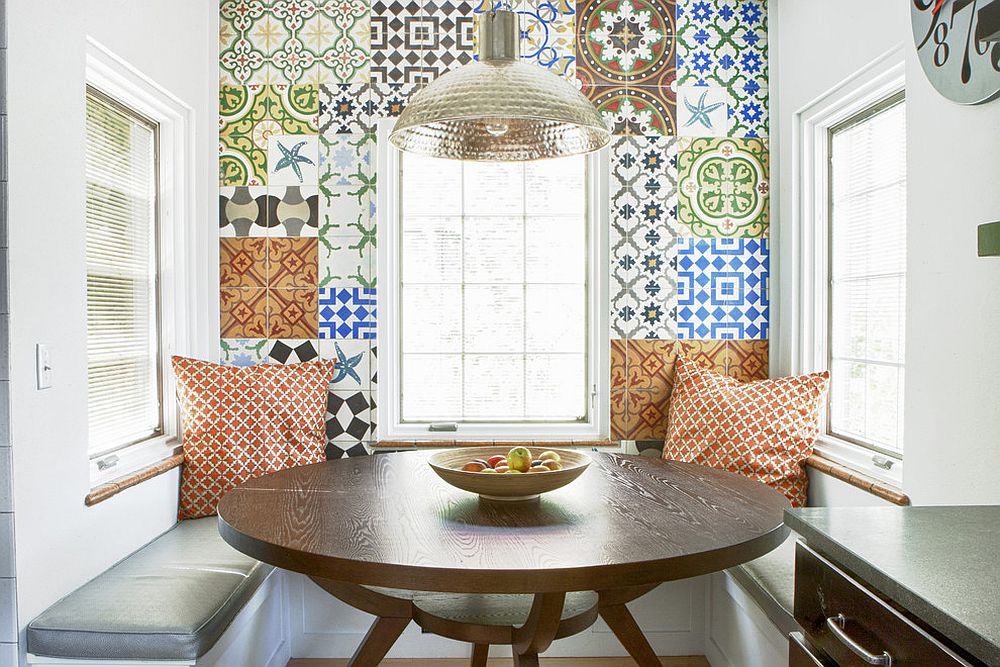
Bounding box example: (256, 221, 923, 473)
(218, 451, 789, 666)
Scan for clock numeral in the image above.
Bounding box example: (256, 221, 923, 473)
(933, 21, 950, 66)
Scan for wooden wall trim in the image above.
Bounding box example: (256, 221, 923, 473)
(85, 453, 185, 506)
(804, 454, 910, 506)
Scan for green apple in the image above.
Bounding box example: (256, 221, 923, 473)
(507, 447, 532, 472)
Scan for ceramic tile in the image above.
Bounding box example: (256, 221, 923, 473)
(319, 133, 376, 203)
(367, 82, 416, 120)
(268, 237, 319, 288)
(319, 187, 375, 287)
(268, 134, 320, 185)
(580, 84, 675, 137)
(220, 186, 270, 237)
(268, 185, 320, 236)
(268, 288, 319, 338)
(319, 83, 370, 135)
(319, 286, 377, 339)
(370, 344, 379, 386)
(267, 339, 320, 364)
(726, 339, 768, 382)
(220, 238, 269, 288)
(516, 2, 577, 78)
(610, 136, 679, 339)
(327, 440, 371, 459)
(320, 339, 372, 390)
(675, 237, 768, 339)
(636, 439, 665, 456)
(220, 84, 320, 186)
(576, 0, 676, 88)
(676, 136, 768, 237)
(676, 338, 727, 374)
(220, 338, 269, 366)
(221, 0, 370, 85)
(326, 389, 372, 442)
(676, 0, 767, 137)
(220, 288, 269, 338)
(676, 84, 730, 136)
(610, 339, 628, 440)
(371, 0, 476, 84)
(625, 339, 677, 440)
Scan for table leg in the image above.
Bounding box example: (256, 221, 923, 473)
(512, 650, 540, 667)
(510, 591, 565, 665)
(348, 615, 410, 667)
(598, 602, 660, 667)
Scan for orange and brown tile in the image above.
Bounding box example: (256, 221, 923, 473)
(268, 237, 318, 288)
(626, 339, 678, 441)
(268, 288, 318, 338)
(726, 340, 769, 383)
(677, 339, 728, 376)
(220, 238, 268, 288)
(220, 288, 268, 338)
(610, 339, 628, 440)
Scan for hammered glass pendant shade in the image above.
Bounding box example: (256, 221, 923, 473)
(390, 10, 611, 161)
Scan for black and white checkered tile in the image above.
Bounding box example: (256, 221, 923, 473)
(268, 339, 319, 364)
(371, 0, 476, 83)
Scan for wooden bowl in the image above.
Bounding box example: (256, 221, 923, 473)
(428, 446, 591, 501)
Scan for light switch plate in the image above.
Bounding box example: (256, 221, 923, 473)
(36, 343, 51, 389)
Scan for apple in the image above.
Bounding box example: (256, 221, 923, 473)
(462, 462, 487, 473)
(480, 468, 498, 473)
(494, 465, 509, 473)
(528, 465, 550, 473)
(539, 450, 561, 463)
(507, 447, 532, 472)
(540, 459, 562, 471)
(487, 455, 506, 469)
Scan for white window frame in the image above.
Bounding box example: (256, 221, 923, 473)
(377, 119, 610, 441)
(85, 38, 203, 487)
(787, 45, 905, 487)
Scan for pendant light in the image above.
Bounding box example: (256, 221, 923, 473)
(389, 9, 611, 161)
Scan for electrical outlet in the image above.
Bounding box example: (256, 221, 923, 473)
(36, 344, 52, 389)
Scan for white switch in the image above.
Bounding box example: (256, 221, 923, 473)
(36, 344, 52, 390)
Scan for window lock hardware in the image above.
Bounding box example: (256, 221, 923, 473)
(872, 454, 895, 471)
(429, 422, 458, 432)
(96, 454, 120, 471)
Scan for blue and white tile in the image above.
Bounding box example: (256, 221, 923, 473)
(366, 82, 416, 121)
(318, 286, 377, 339)
(267, 339, 319, 364)
(677, 85, 731, 137)
(319, 133, 375, 191)
(220, 338, 269, 366)
(319, 83, 369, 135)
(675, 237, 769, 339)
(320, 339, 371, 391)
(267, 134, 320, 186)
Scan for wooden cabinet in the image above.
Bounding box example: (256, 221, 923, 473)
(790, 541, 975, 666)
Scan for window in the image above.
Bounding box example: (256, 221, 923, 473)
(85, 88, 162, 458)
(827, 93, 906, 457)
(379, 132, 608, 439)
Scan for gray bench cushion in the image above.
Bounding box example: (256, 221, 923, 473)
(726, 530, 797, 636)
(27, 517, 272, 660)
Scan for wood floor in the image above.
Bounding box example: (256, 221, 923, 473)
(288, 658, 710, 666)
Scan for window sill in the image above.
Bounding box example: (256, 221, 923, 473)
(87, 436, 183, 506)
(85, 452, 184, 506)
(804, 454, 909, 506)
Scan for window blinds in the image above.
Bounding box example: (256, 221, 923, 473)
(398, 153, 589, 423)
(829, 96, 906, 455)
(85, 90, 161, 457)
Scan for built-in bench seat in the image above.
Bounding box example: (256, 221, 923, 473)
(26, 517, 284, 667)
(726, 530, 798, 636)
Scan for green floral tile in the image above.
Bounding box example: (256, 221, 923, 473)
(676, 137, 769, 237)
(319, 187, 376, 288)
(219, 84, 320, 186)
(221, 0, 370, 85)
(318, 133, 376, 207)
(220, 338, 269, 366)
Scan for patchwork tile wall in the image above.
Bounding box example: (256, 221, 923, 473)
(218, 0, 768, 456)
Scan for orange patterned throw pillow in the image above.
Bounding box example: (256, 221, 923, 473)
(171, 356, 335, 519)
(663, 356, 829, 507)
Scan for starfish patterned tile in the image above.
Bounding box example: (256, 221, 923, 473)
(268, 134, 320, 186)
(676, 84, 730, 136)
(320, 339, 371, 390)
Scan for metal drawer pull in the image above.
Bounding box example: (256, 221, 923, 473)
(826, 613, 893, 666)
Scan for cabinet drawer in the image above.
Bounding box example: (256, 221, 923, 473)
(789, 631, 834, 667)
(794, 541, 972, 667)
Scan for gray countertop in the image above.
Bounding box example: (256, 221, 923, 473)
(784, 506, 1000, 666)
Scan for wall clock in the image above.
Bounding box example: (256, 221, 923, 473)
(911, 0, 1000, 104)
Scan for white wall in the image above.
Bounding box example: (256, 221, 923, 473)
(5, 0, 216, 651)
(772, 0, 1000, 506)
